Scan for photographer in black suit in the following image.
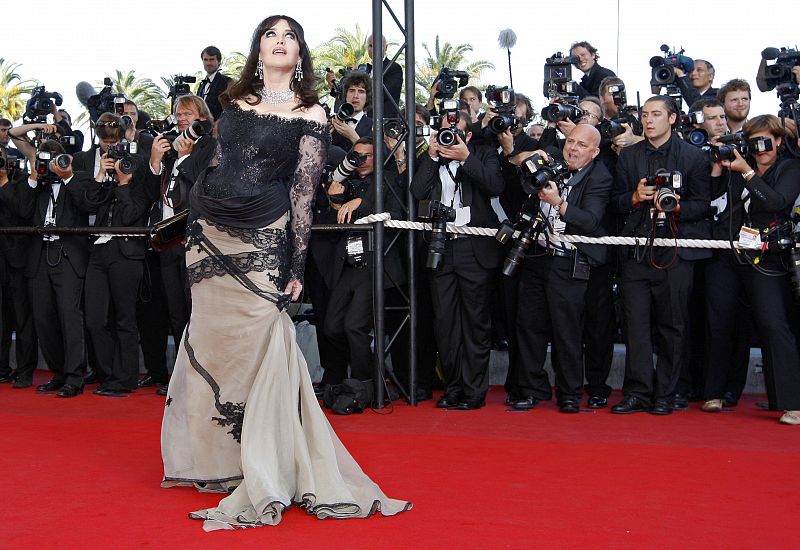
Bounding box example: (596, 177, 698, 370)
(8, 125, 91, 398)
(571, 41, 616, 99)
(69, 112, 149, 396)
(510, 124, 613, 412)
(411, 110, 505, 410)
(330, 71, 373, 151)
(198, 46, 232, 121)
(138, 95, 216, 393)
(366, 34, 403, 119)
(675, 59, 719, 108)
(610, 95, 711, 415)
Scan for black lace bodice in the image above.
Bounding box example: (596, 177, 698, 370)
(193, 102, 330, 280)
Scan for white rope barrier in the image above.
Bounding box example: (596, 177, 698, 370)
(353, 213, 763, 250)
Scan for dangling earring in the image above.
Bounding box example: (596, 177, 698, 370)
(294, 59, 303, 82)
(255, 58, 264, 79)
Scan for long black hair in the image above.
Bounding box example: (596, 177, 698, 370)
(220, 15, 319, 111)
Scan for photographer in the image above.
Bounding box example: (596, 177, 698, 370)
(52, 108, 84, 154)
(122, 100, 153, 156)
(7, 135, 91, 398)
(67, 112, 150, 396)
(675, 59, 719, 108)
(410, 110, 504, 410)
(598, 76, 645, 154)
(610, 95, 711, 415)
(321, 138, 405, 401)
(510, 125, 612, 412)
(702, 115, 800, 425)
(570, 41, 616, 99)
(718, 79, 752, 133)
(330, 71, 373, 151)
(139, 94, 215, 393)
(690, 97, 728, 142)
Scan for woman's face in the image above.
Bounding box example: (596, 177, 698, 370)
(748, 129, 781, 167)
(259, 19, 301, 74)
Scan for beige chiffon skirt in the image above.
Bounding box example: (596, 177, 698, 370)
(160, 216, 411, 530)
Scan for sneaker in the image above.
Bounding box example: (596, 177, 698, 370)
(701, 399, 724, 413)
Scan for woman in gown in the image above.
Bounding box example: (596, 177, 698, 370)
(160, 15, 411, 530)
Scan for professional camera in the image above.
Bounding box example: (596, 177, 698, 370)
(541, 100, 584, 124)
(86, 78, 127, 123)
(106, 140, 139, 175)
(24, 86, 64, 123)
(418, 199, 457, 269)
(495, 204, 546, 277)
(485, 85, 524, 134)
(677, 111, 709, 147)
(757, 47, 800, 121)
(327, 150, 367, 189)
(436, 126, 466, 147)
(433, 96, 464, 146)
(649, 45, 694, 94)
(433, 67, 470, 99)
(645, 169, 683, 212)
(335, 102, 355, 121)
(518, 154, 569, 195)
(0, 156, 26, 174)
(383, 119, 406, 139)
(543, 52, 579, 99)
(710, 131, 773, 162)
(598, 84, 643, 139)
(33, 151, 70, 185)
(162, 119, 212, 146)
(145, 114, 177, 134)
(170, 75, 196, 99)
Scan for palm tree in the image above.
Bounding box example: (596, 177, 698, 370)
(312, 24, 372, 75)
(0, 58, 37, 121)
(414, 36, 495, 103)
(107, 70, 168, 119)
(221, 51, 247, 80)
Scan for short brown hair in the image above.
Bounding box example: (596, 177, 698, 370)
(743, 114, 788, 140)
(717, 79, 751, 103)
(96, 113, 123, 141)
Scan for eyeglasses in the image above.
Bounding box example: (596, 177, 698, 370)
(580, 113, 600, 121)
(96, 121, 121, 128)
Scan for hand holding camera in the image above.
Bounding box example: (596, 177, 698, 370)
(49, 154, 73, 181)
(175, 135, 194, 158)
(719, 147, 752, 175)
(437, 133, 469, 162)
(150, 135, 172, 171)
(633, 178, 657, 207)
(96, 153, 117, 182)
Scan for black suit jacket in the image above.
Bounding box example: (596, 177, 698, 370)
(559, 160, 613, 266)
(0, 170, 33, 273)
(198, 72, 232, 121)
(576, 64, 616, 99)
(676, 76, 719, 110)
(331, 114, 373, 151)
(365, 58, 403, 119)
(612, 134, 712, 261)
(411, 143, 505, 269)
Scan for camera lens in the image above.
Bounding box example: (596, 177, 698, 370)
(489, 115, 509, 134)
(655, 187, 679, 212)
(55, 154, 71, 169)
(336, 103, 355, 121)
(655, 66, 674, 84)
(687, 129, 708, 147)
(437, 128, 457, 147)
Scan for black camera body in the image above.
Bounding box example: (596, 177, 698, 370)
(677, 111, 709, 147)
(434, 67, 470, 99)
(543, 52, 578, 99)
(495, 205, 546, 277)
(519, 154, 569, 195)
(24, 86, 64, 123)
(645, 170, 683, 212)
(485, 85, 524, 134)
(34, 151, 70, 185)
(161, 120, 212, 161)
(86, 78, 127, 123)
(106, 140, 139, 176)
(757, 47, 800, 120)
(145, 114, 177, 135)
(418, 199, 457, 269)
(649, 45, 694, 94)
(541, 101, 584, 124)
(710, 132, 773, 162)
(170, 75, 196, 99)
(598, 84, 643, 140)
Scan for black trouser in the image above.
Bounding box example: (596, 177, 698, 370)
(704, 251, 800, 409)
(85, 241, 144, 391)
(501, 268, 521, 397)
(0, 266, 38, 381)
(324, 265, 374, 382)
(137, 247, 189, 383)
(304, 250, 339, 386)
(428, 237, 494, 402)
(516, 254, 588, 402)
(28, 242, 86, 387)
(583, 260, 616, 399)
(619, 258, 694, 406)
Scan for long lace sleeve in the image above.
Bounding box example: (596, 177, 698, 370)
(288, 123, 329, 281)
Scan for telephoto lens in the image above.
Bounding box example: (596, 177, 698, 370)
(55, 154, 71, 170)
(336, 103, 355, 121)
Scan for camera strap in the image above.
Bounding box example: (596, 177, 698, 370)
(444, 161, 461, 208)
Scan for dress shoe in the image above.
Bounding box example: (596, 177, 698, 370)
(12, 378, 33, 389)
(587, 395, 608, 409)
(37, 379, 64, 392)
(0, 374, 13, 383)
(313, 383, 325, 399)
(492, 338, 509, 351)
(756, 401, 777, 411)
(83, 370, 99, 384)
(650, 399, 673, 415)
(511, 396, 539, 410)
(671, 394, 689, 410)
(414, 388, 432, 402)
(436, 393, 462, 409)
(559, 399, 580, 414)
(93, 387, 131, 397)
(611, 396, 648, 414)
(701, 399, 723, 412)
(722, 392, 739, 407)
(156, 386, 168, 396)
(450, 398, 484, 410)
(138, 375, 166, 388)
(779, 411, 800, 425)
(505, 393, 519, 406)
(57, 384, 83, 398)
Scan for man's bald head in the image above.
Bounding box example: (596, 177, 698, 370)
(563, 124, 601, 170)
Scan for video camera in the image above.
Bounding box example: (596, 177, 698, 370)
(543, 52, 579, 99)
(433, 67, 470, 99)
(495, 204, 546, 277)
(645, 169, 683, 212)
(598, 83, 643, 139)
(24, 86, 63, 123)
(757, 47, 800, 121)
(485, 85, 524, 134)
(86, 78, 127, 123)
(649, 45, 693, 102)
(418, 199, 457, 269)
(518, 153, 569, 195)
(709, 131, 773, 162)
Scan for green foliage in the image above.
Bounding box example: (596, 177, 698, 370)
(0, 58, 38, 121)
(415, 36, 494, 104)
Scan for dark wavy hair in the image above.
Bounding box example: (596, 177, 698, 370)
(220, 15, 319, 111)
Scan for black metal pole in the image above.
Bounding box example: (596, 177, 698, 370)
(404, 0, 418, 406)
(372, 0, 386, 409)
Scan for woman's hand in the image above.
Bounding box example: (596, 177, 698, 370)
(284, 279, 303, 301)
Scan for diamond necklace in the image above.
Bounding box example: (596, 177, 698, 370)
(258, 86, 295, 104)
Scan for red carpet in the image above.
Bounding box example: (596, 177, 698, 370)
(2, 372, 799, 549)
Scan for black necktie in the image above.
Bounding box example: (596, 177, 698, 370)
(201, 78, 210, 97)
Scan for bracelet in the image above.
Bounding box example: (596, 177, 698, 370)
(742, 169, 755, 180)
